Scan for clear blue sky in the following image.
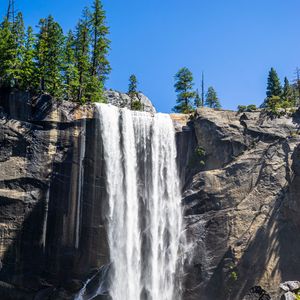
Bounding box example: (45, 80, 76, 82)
(1, 0, 300, 112)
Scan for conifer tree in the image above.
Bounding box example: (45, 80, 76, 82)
(90, 0, 111, 83)
(75, 9, 92, 103)
(35, 15, 64, 97)
(205, 86, 221, 108)
(128, 74, 138, 95)
(0, 12, 25, 88)
(11, 12, 25, 87)
(20, 26, 36, 91)
(266, 68, 282, 98)
(64, 30, 79, 101)
(0, 18, 15, 88)
(173, 67, 196, 113)
(194, 89, 202, 108)
(282, 77, 295, 108)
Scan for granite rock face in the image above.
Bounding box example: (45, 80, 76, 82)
(105, 90, 156, 114)
(1, 91, 300, 300)
(0, 90, 154, 299)
(182, 108, 300, 300)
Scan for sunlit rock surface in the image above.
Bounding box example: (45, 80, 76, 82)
(1, 91, 300, 299)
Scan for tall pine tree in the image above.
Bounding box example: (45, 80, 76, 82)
(35, 16, 64, 97)
(64, 30, 79, 101)
(0, 12, 25, 88)
(75, 9, 91, 103)
(11, 12, 25, 88)
(173, 67, 196, 113)
(0, 18, 15, 88)
(20, 26, 36, 91)
(266, 68, 282, 98)
(90, 0, 111, 83)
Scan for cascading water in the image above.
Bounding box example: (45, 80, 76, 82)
(96, 103, 184, 300)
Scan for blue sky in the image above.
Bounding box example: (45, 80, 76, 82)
(1, 0, 300, 112)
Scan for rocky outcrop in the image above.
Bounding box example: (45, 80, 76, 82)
(1, 91, 300, 300)
(182, 107, 300, 300)
(0, 90, 154, 299)
(105, 90, 156, 114)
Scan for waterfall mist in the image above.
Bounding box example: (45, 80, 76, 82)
(96, 104, 184, 300)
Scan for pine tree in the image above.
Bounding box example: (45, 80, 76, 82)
(282, 77, 295, 108)
(194, 89, 202, 108)
(266, 68, 282, 98)
(0, 18, 15, 88)
(20, 26, 36, 91)
(90, 0, 111, 83)
(0, 12, 25, 88)
(64, 30, 80, 101)
(128, 74, 138, 95)
(11, 12, 25, 88)
(75, 9, 92, 103)
(205, 86, 221, 108)
(173, 67, 196, 113)
(35, 16, 65, 97)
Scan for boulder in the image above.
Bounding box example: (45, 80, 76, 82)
(280, 282, 300, 292)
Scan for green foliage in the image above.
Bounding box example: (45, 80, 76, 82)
(35, 15, 65, 97)
(189, 146, 206, 169)
(75, 9, 92, 103)
(0, 18, 16, 87)
(237, 105, 247, 113)
(266, 95, 282, 115)
(0, 13, 25, 88)
(131, 100, 142, 111)
(230, 271, 238, 281)
(264, 70, 297, 115)
(266, 68, 282, 98)
(90, 0, 111, 84)
(194, 89, 202, 108)
(63, 30, 80, 101)
(205, 86, 221, 108)
(282, 77, 296, 108)
(128, 74, 138, 96)
(247, 104, 257, 111)
(0, 1, 110, 105)
(237, 104, 257, 113)
(20, 26, 37, 91)
(173, 67, 196, 113)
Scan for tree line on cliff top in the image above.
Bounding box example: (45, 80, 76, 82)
(0, 0, 110, 104)
(1, 1, 299, 114)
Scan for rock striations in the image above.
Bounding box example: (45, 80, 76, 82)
(0, 91, 300, 300)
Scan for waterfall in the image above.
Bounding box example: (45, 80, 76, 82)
(96, 103, 184, 300)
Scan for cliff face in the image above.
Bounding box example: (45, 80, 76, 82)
(0, 91, 300, 300)
(183, 108, 300, 300)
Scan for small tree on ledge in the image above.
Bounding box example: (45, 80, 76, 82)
(173, 67, 196, 113)
(128, 74, 142, 111)
(205, 86, 221, 108)
(128, 74, 138, 96)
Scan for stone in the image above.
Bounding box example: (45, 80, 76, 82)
(283, 292, 297, 300)
(280, 281, 300, 292)
(104, 90, 156, 113)
(242, 286, 271, 300)
(182, 108, 300, 299)
(1, 91, 300, 300)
